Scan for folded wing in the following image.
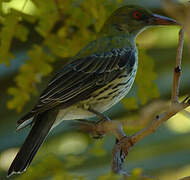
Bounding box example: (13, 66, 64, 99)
(17, 48, 136, 127)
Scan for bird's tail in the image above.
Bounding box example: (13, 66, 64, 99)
(7, 109, 58, 177)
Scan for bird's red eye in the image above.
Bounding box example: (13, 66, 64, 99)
(133, 11, 142, 19)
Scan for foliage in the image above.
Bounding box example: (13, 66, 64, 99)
(0, 12, 19, 65)
(0, 0, 160, 112)
(0, 1, 162, 178)
(7, 45, 55, 112)
(89, 140, 107, 157)
(122, 97, 138, 110)
(135, 49, 160, 104)
(15, 155, 86, 180)
(0, 1, 189, 180)
(14, 154, 153, 180)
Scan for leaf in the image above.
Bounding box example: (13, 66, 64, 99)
(0, 14, 18, 65)
(128, 168, 153, 180)
(1, 0, 12, 2)
(7, 45, 55, 112)
(11, 8, 36, 23)
(90, 140, 106, 157)
(15, 155, 86, 180)
(135, 49, 160, 104)
(97, 173, 122, 180)
(65, 155, 86, 168)
(15, 24, 29, 42)
(32, 0, 59, 37)
(122, 97, 138, 110)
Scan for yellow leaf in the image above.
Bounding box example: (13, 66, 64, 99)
(122, 97, 138, 110)
(135, 49, 160, 104)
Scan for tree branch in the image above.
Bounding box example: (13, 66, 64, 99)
(111, 27, 189, 175)
(111, 98, 190, 173)
(171, 28, 184, 103)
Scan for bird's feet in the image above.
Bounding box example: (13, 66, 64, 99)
(74, 107, 126, 139)
(74, 106, 111, 138)
(75, 118, 110, 139)
(75, 118, 126, 140)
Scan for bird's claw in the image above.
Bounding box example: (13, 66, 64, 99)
(74, 119, 107, 139)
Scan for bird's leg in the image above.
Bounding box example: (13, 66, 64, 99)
(87, 107, 110, 122)
(86, 107, 111, 139)
(75, 106, 129, 174)
(91, 108, 126, 140)
(77, 106, 126, 139)
(75, 119, 105, 139)
(74, 113, 109, 139)
(88, 107, 131, 175)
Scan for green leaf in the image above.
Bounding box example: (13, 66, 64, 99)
(7, 45, 55, 112)
(0, 14, 18, 64)
(135, 49, 160, 104)
(122, 97, 138, 110)
(128, 168, 153, 180)
(15, 24, 29, 42)
(1, 0, 12, 2)
(32, 0, 59, 37)
(15, 155, 86, 180)
(97, 173, 122, 180)
(90, 140, 106, 157)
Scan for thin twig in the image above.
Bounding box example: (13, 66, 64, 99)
(111, 98, 190, 174)
(171, 28, 185, 103)
(131, 100, 189, 144)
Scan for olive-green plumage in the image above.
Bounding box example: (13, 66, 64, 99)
(8, 5, 178, 177)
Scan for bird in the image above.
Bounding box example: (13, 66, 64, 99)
(7, 5, 179, 177)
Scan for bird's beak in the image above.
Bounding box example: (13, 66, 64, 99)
(150, 14, 180, 26)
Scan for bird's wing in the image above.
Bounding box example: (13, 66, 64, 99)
(18, 48, 136, 125)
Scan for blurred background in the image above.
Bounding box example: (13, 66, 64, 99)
(0, 0, 190, 179)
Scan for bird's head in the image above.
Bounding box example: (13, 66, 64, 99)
(99, 5, 179, 38)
